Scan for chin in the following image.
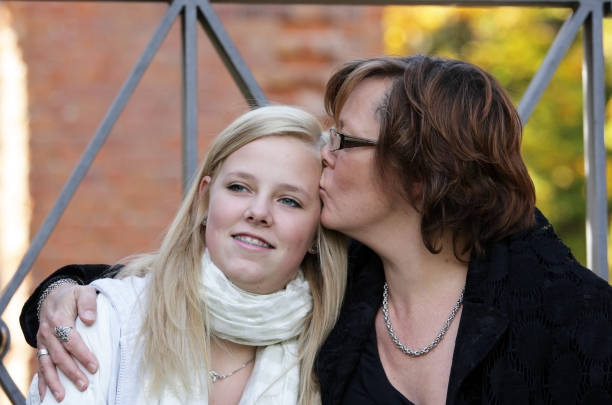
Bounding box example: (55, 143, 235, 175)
(320, 211, 340, 231)
(320, 207, 332, 225)
(224, 266, 261, 284)
(227, 275, 264, 293)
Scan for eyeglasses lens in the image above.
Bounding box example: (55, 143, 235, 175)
(329, 129, 340, 151)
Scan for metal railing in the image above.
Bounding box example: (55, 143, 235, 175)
(0, 1, 609, 403)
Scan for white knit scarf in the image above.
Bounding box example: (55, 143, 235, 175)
(151, 250, 311, 405)
(202, 250, 313, 344)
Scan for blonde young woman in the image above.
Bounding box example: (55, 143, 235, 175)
(26, 105, 347, 405)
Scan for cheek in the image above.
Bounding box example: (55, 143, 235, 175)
(203, 199, 231, 244)
(334, 155, 371, 193)
(283, 214, 319, 252)
(204, 219, 218, 252)
(207, 192, 241, 223)
(330, 160, 352, 191)
(330, 167, 366, 212)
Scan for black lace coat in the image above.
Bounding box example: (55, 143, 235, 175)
(315, 210, 612, 404)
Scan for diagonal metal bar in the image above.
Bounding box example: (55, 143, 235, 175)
(182, 0, 199, 193)
(0, 361, 24, 405)
(0, 0, 186, 315)
(195, 0, 268, 107)
(583, 4, 608, 280)
(517, 3, 590, 123)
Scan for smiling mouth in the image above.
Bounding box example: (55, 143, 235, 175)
(232, 235, 274, 249)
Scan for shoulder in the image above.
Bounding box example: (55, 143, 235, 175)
(92, 276, 148, 306)
(504, 209, 611, 302)
(79, 293, 120, 359)
(464, 211, 612, 400)
(480, 208, 612, 357)
(92, 276, 149, 328)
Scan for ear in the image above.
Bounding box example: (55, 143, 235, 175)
(308, 232, 319, 255)
(199, 176, 211, 199)
(410, 181, 423, 200)
(308, 242, 318, 255)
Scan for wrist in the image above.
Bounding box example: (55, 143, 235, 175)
(36, 278, 79, 321)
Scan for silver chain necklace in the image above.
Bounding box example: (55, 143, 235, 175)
(382, 282, 464, 357)
(209, 357, 255, 383)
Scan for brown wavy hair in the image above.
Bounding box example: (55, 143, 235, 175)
(325, 55, 535, 259)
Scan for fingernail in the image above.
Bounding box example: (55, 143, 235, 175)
(84, 311, 95, 320)
(78, 380, 87, 391)
(88, 362, 98, 372)
(53, 391, 60, 400)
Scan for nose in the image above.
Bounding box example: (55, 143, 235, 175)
(245, 197, 272, 226)
(321, 143, 336, 169)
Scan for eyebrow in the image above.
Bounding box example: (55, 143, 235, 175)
(337, 119, 357, 136)
(227, 171, 256, 182)
(279, 183, 310, 197)
(338, 120, 374, 142)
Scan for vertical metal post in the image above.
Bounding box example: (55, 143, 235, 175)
(182, 0, 199, 194)
(518, 4, 589, 124)
(582, 4, 608, 280)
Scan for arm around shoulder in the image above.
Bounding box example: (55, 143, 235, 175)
(26, 292, 120, 405)
(20, 264, 119, 347)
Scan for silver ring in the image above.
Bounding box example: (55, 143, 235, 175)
(54, 325, 73, 343)
(37, 348, 49, 360)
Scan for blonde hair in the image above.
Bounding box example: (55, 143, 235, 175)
(119, 105, 347, 404)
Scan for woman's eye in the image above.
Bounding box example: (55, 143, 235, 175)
(279, 197, 302, 208)
(227, 183, 248, 192)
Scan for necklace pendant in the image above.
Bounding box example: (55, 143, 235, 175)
(209, 356, 254, 384)
(209, 371, 221, 383)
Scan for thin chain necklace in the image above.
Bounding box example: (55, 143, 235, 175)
(382, 282, 464, 357)
(209, 357, 255, 383)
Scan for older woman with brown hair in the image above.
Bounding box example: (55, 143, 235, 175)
(315, 55, 612, 404)
(22, 55, 612, 404)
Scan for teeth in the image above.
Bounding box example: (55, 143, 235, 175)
(234, 235, 272, 248)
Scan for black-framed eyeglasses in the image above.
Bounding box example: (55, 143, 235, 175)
(328, 127, 378, 151)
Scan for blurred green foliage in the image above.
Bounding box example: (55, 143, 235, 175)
(382, 7, 612, 279)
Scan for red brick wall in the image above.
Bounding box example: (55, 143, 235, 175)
(2, 2, 383, 399)
(8, 2, 383, 274)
